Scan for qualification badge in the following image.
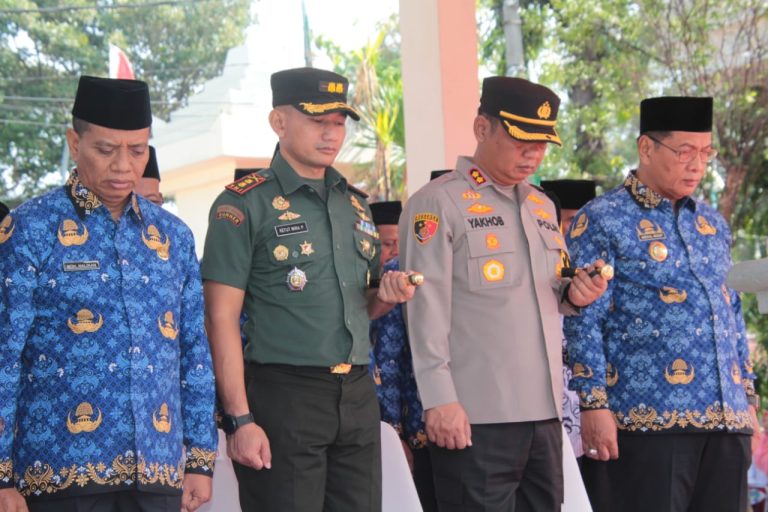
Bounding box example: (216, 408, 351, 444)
(272, 196, 290, 211)
(287, 267, 308, 291)
(273, 245, 289, 261)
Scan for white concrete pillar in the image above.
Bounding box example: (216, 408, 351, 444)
(399, 0, 480, 196)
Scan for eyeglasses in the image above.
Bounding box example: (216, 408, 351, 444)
(645, 134, 718, 164)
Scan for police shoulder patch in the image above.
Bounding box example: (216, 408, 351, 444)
(413, 213, 439, 244)
(225, 173, 268, 195)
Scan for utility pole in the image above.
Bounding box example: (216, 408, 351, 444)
(502, 0, 526, 77)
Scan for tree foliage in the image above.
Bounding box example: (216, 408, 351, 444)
(0, 0, 252, 203)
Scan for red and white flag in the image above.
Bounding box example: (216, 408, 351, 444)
(109, 44, 135, 79)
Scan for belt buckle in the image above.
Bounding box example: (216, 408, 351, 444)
(330, 363, 352, 375)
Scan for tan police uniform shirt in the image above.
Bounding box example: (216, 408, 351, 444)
(400, 157, 576, 423)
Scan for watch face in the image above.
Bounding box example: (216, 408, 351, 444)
(221, 415, 237, 435)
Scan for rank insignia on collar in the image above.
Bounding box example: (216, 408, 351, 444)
(0, 215, 14, 244)
(695, 215, 717, 235)
(664, 358, 695, 385)
(278, 211, 301, 221)
(466, 203, 494, 214)
(299, 240, 314, 256)
(570, 213, 588, 238)
(636, 219, 665, 241)
(462, 189, 482, 200)
(226, 173, 267, 195)
(482, 259, 505, 282)
(527, 193, 544, 205)
(57, 218, 89, 246)
(413, 213, 439, 244)
(469, 168, 487, 186)
(272, 196, 290, 211)
(273, 245, 289, 261)
(142, 224, 171, 261)
(649, 241, 668, 262)
(287, 267, 308, 291)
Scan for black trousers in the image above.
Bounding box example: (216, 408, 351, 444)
(27, 491, 181, 512)
(412, 447, 438, 512)
(429, 418, 563, 511)
(233, 363, 382, 512)
(581, 432, 751, 512)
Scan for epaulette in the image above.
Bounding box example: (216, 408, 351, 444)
(225, 170, 271, 195)
(347, 184, 369, 199)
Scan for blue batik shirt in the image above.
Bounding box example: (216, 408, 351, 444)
(564, 171, 755, 434)
(369, 258, 427, 449)
(0, 172, 217, 500)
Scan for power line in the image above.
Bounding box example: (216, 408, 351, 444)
(0, 0, 209, 15)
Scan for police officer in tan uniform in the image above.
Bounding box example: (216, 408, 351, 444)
(400, 77, 608, 511)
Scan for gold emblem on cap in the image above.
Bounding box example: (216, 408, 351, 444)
(300, 241, 314, 256)
(273, 245, 289, 261)
(537, 101, 552, 120)
(68, 309, 103, 334)
(57, 219, 89, 246)
(278, 211, 301, 221)
(272, 196, 290, 211)
(153, 402, 172, 433)
(695, 215, 717, 235)
(664, 358, 695, 385)
(659, 286, 687, 304)
(67, 401, 103, 434)
(158, 311, 179, 340)
(649, 241, 668, 262)
(482, 259, 505, 282)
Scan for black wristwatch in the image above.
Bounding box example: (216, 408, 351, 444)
(220, 412, 255, 435)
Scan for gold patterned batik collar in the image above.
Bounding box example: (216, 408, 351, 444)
(624, 171, 663, 209)
(66, 172, 102, 218)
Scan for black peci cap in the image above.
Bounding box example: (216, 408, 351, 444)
(271, 67, 360, 121)
(370, 201, 402, 226)
(72, 75, 152, 130)
(479, 76, 561, 146)
(640, 96, 713, 134)
(142, 146, 160, 181)
(430, 169, 452, 181)
(540, 179, 596, 210)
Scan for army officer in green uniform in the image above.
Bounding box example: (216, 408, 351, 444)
(201, 67, 415, 512)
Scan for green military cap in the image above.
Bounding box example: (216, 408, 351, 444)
(479, 76, 561, 146)
(271, 67, 360, 121)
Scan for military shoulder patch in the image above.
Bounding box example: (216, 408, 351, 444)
(413, 213, 439, 244)
(216, 205, 245, 226)
(225, 173, 267, 195)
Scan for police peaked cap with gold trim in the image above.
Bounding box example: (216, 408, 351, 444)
(639, 96, 713, 134)
(142, 146, 160, 181)
(370, 201, 402, 226)
(271, 67, 360, 121)
(540, 179, 596, 210)
(72, 75, 152, 130)
(479, 76, 561, 146)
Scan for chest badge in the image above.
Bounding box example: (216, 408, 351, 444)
(533, 208, 551, 220)
(356, 209, 372, 222)
(57, 218, 89, 246)
(527, 193, 544, 205)
(153, 403, 172, 433)
(0, 215, 14, 244)
(462, 189, 482, 200)
(482, 259, 505, 282)
(570, 213, 588, 238)
(272, 196, 290, 211)
(350, 195, 366, 212)
(485, 233, 500, 250)
(278, 211, 301, 221)
(300, 240, 315, 256)
(158, 311, 179, 340)
(287, 267, 308, 291)
(467, 203, 494, 214)
(273, 245, 289, 261)
(142, 225, 171, 261)
(695, 215, 717, 235)
(664, 358, 695, 385)
(649, 241, 668, 262)
(636, 219, 665, 241)
(67, 401, 103, 434)
(68, 309, 103, 334)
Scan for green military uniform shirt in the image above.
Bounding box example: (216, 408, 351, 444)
(201, 152, 380, 366)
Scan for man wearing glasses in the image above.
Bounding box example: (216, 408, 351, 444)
(564, 96, 758, 511)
